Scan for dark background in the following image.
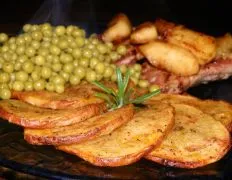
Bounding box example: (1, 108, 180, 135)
(0, 0, 231, 36)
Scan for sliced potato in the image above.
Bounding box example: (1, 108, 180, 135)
(12, 84, 104, 109)
(24, 104, 134, 145)
(146, 104, 231, 169)
(144, 93, 198, 104)
(139, 41, 199, 76)
(102, 13, 132, 42)
(0, 99, 106, 128)
(193, 100, 232, 133)
(154, 19, 176, 36)
(57, 103, 174, 167)
(12, 82, 116, 109)
(144, 93, 232, 132)
(130, 22, 157, 44)
(216, 33, 232, 58)
(168, 26, 217, 65)
(155, 19, 217, 65)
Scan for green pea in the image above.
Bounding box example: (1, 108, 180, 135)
(149, 85, 160, 92)
(0, 88, 11, 99)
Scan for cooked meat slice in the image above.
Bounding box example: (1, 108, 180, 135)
(114, 46, 143, 66)
(12, 83, 115, 109)
(0, 100, 106, 128)
(24, 104, 134, 145)
(144, 94, 232, 132)
(142, 58, 232, 94)
(57, 103, 174, 167)
(146, 104, 231, 169)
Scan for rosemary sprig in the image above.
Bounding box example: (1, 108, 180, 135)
(92, 67, 160, 111)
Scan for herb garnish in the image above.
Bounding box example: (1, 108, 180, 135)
(92, 68, 160, 111)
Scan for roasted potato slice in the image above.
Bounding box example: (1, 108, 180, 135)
(146, 104, 231, 169)
(193, 100, 232, 133)
(139, 41, 199, 76)
(102, 13, 132, 42)
(216, 33, 232, 58)
(144, 93, 198, 104)
(57, 103, 174, 167)
(155, 19, 217, 65)
(24, 104, 134, 145)
(12, 83, 115, 109)
(144, 93, 232, 132)
(154, 19, 176, 37)
(0, 100, 106, 128)
(130, 22, 158, 44)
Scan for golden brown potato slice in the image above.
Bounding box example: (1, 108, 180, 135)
(130, 22, 158, 44)
(24, 104, 134, 145)
(0, 100, 106, 128)
(102, 13, 132, 42)
(144, 93, 199, 104)
(167, 26, 217, 65)
(155, 19, 216, 65)
(193, 100, 232, 133)
(57, 103, 174, 167)
(216, 33, 232, 58)
(139, 41, 199, 76)
(146, 104, 231, 169)
(154, 18, 176, 36)
(144, 94, 232, 132)
(12, 83, 107, 109)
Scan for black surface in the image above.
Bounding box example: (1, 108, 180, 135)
(0, 79, 232, 180)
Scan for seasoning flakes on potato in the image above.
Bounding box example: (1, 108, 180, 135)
(57, 103, 174, 167)
(146, 104, 231, 169)
(24, 104, 134, 145)
(144, 93, 232, 132)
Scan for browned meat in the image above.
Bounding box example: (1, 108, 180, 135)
(114, 46, 143, 66)
(142, 58, 232, 94)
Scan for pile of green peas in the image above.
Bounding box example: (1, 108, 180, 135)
(0, 23, 156, 100)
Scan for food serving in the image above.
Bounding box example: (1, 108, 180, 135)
(0, 13, 231, 169)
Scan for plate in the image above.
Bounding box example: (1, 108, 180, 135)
(0, 79, 232, 179)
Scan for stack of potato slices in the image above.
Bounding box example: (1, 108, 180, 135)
(0, 84, 231, 169)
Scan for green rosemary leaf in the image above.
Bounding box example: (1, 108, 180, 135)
(130, 89, 161, 104)
(116, 68, 123, 91)
(123, 69, 130, 93)
(116, 68, 124, 106)
(109, 105, 118, 111)
(92, 81, 116, 96)
(94, 92, 114, 107)
(124, 88, 134, 104)
(92, 68, 160, 110)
